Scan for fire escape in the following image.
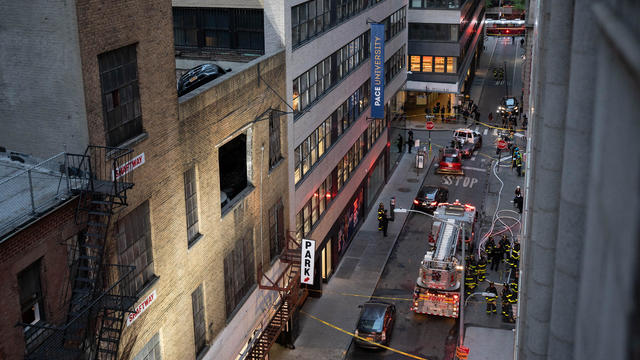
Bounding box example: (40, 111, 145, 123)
(19, 146, 136, 360)
(245, 233, 308, 359)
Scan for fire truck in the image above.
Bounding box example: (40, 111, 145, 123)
(411, 201, 477, 317)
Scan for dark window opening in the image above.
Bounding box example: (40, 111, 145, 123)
(116, 201, 155, 296)
(269, 200, 285, 261)
(219, 134, 248, 207)
(184, 167, 200, 244)
(18, 259, 45, 325)
(269, 111, 282, 168)
(191, 284, 206, 355)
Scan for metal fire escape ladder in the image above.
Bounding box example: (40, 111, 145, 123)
(18, 146, 136, 360)
(246, 232, 307, 359)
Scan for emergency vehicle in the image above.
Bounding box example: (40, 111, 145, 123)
(411, 201, 477, 317)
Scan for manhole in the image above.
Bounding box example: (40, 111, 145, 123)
(397, 187, 411, 193)
(406, 178, 418, 183)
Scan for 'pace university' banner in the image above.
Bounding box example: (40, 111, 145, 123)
(370, 23, 385, 119)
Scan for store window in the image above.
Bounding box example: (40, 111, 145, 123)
(447, 57, 457, 73)
(410, 56, 421, 72)
(434, 57, 446, 73)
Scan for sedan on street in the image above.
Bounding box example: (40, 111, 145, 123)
(436, 148, 464, 176)
(354, 301, 396, 349)
(413, 186, 449, 213)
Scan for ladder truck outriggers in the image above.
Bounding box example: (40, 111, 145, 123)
(411, 201, 477, 317)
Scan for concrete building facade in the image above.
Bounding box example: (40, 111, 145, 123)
(518, 0, 640, 359)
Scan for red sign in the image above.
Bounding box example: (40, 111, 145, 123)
(126, 289, 156, 327)
(426, 121, 435, 130)
(497, 139, 508, 150)
(113, 153, 145, 180)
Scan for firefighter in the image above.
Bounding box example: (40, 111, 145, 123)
(491, 243, 504, 272)
(509, 242, 521, 270)
(485, 237, 495, 265)
(515, 153, 523, 177)
(501, 235, 511, 263)
(509, 280, 519, 304)
(377, 203, 385, 231)
(477, 256, 487, 282)
(381, 210, 389, 237)
(485, 282, 498, 314)
(468, 254, 478, 277)
(501, 287, 514, 323)
(464, 269, 477, 297)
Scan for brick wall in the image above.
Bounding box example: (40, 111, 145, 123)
(0, 199, 82, 360)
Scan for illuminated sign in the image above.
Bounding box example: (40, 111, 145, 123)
(370, 23, 385, 119)
(301, 239, 316, 285)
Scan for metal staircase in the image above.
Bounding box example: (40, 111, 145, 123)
(246, 233, 307, 359)
(19, 146, 137, 360)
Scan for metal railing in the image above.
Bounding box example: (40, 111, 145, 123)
(0, 152, 75, 238)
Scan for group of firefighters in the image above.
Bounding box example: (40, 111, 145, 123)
(464, 234, 521, 323)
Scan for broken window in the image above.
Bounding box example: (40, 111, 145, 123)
(219, 134, 248, 208)
(269, 111, 282, 168)
(18, 259, 45, 326)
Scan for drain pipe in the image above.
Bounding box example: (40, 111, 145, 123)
(260, 144, 265, 269)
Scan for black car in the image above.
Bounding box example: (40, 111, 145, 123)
(413, 186, 449, 213)
(354, 301, 396, 349)
(497, 96, 519, 116)
(177, 63, 232, 97)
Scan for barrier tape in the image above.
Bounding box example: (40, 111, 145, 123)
(475, 121, 526, 132)
(300, 310, 430, 360)
(306, 289, 412, 301)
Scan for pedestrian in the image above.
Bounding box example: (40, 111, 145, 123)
(515, 154, 523, 177)
(485, 237, 495, 265)
(488, 112, 493, 123)
(474, 111, 481, 124)
(522, 114, 528, 129)
(381, 210, 389, 237)
(502, 114, 507, 128)
(463, 109, 469, 124)
(485, 282, 498, 314)
(396, 134, 404, 153)
(514, 185, 521, 197)
(447, 100, 451, 113)
(514, 193, 524, 214)
(407, 130, 414, 153)
(440, 106, 445, 121)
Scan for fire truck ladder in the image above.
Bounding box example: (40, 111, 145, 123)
(18, 146, 136, 360)
(246, 232, 307, 359)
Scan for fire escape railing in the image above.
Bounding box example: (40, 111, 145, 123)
(245, 232, 307, 359)
(18, 146, 136, 360)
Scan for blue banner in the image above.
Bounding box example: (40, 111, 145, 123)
(370, 23, 385, 119)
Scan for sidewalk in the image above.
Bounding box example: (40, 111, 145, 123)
(270, 150, 434, 360)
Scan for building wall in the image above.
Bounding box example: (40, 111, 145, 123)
(284, 0, 408, 241)
(518, 0, 640, 359)
(0, 0, 89, 158)
(172, 0, 264, 8)
(0, 199, 81, 360)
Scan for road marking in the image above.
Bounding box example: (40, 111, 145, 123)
(493, 128, 498, 136)
(475, 126, 480, 132)
(484, 128, 488, 136)
(442, 175, 480, 188)
(300, 310, 429, 360)
(462, 166, 488, 173)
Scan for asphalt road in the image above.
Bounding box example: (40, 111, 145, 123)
(346, 36, 523, 360)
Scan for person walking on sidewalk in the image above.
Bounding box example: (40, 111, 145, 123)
(515, 185, 521, 197)
(514, 193, 524, 214)
(485, 282, 498, 314)
(407, 130, 414, 153)
(396, 134, 404, 153)
(381, 210, 389, 237)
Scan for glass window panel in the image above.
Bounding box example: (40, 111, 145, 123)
(410, 56, 421, 72)
(422, 56, 432, 72)
(447, 57, 457, 73)
(434, 56, 445, 72)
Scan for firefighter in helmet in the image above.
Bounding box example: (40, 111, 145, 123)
(377, 202, 385, 231)
(477, 255, 488, 282)
(485, 282, 498, 314)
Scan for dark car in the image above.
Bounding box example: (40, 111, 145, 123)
(436, 148, 464, 176)
(413, 185, 449, 213)
(177, 63, 232, 97)
(498, 96, 519, 116)
(354, 301, 396, 349)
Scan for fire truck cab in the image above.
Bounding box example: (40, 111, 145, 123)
(411, 201, 477, 318)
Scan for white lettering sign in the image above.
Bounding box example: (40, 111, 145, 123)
(126, 289, 156, 327)
(301, 239, 316, 285)
(113, 153, 145, 180)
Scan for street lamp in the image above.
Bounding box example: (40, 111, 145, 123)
(393, 207, 467, 347)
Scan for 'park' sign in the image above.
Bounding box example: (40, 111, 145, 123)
(301, 239, 316, 285)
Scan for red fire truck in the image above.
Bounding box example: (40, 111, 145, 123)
(411, 202, 477, 317)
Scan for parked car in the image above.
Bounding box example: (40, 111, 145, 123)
(177, 63, 232, 97)
(497, 96, 519, 116)
(413, 186, 449, 213)
(436, 148, 464, 176)
(354, 301, 396, 349)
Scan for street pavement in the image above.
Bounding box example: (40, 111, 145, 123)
(271, 36, 525, 360)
